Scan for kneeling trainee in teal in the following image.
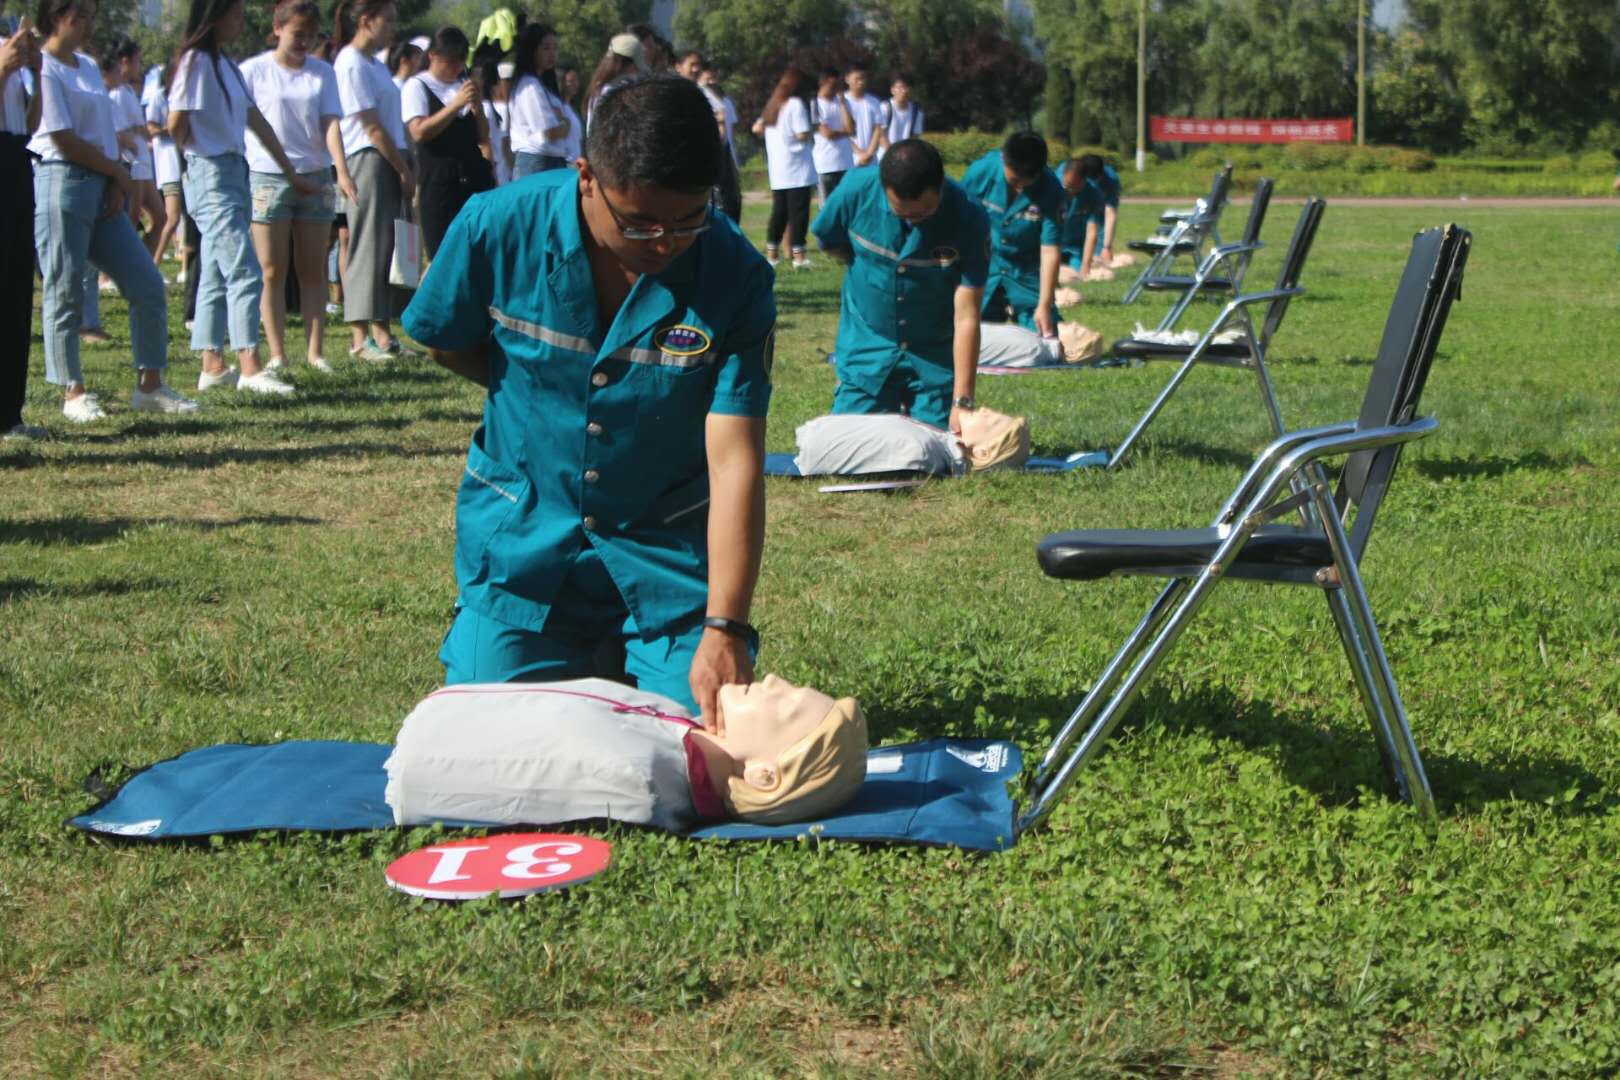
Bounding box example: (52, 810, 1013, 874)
(811, 139, 989, 430)
(1056, 154, 1122, 268)
(401, 75, 774, 727)
(960, 134, 1064, 334)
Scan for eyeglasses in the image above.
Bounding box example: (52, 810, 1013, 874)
(598, 188, 712, 241)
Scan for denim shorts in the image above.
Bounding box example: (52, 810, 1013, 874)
(250, 169, 337, 224)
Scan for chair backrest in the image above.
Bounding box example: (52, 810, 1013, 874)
(1200, 165, 1234, 225)
(1339, 224, 1472, 555)
(1257, 197, 1326, 344)
(1240, 178, 1275, 246)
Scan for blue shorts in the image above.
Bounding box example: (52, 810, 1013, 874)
(250, 169, 337, 224)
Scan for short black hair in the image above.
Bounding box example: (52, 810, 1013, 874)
(676, 48, 702, 65)
(880, 138, 944, 200)
(1003, 131, 1047, 180)
(891, 72, 913, 87)
(587, 74, 723, 194)
(428, 26, 469, 59)
(1077, 153, 1104, 179)
(820, 66, 841, 83)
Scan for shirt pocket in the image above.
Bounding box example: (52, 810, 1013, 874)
(454, 431, 533, 589)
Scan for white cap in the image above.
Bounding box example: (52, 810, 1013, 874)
(409, 35, 430, 52)
(608, 33, 648, 73)
(497, 61, 514, 80)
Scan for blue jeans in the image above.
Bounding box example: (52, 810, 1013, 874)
(512, 151, 567, 179)
(33, 163, 168, 386)
(184, 152, 262, 352)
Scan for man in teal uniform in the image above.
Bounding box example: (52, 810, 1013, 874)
(1058, 153, 1123, 274)
(959, 132, 1063, 335)
(401, 75, 774, 731)
(811, 138, 989, 432)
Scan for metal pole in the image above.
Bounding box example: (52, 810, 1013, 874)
(1357, 0, 1366, 146)
(1136, 0, 1147, 171)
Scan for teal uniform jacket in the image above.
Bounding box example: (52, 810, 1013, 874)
(1057, 163, 1122, 262)
(402, 169, 776, 640)
(959, 150, 1064, 326)
(810, 165, 989, 398)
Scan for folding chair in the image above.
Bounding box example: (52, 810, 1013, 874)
(1106, 197, 1326, 469)
(1139, 178, 1275, 332)
(1020, 224, 1472, 834)
(1123, 166, 1233, 305)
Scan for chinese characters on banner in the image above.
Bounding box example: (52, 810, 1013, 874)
(1150, 117, 1355, 144)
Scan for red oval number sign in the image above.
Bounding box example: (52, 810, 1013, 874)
(385, 833, 612, 900)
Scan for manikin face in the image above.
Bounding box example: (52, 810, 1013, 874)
(275, 13, 317, 64)
(885, 185, 941, 226)
(715, 675, 836, 773)
(846, 69, 867, 96)
(578, 162, 710, 277)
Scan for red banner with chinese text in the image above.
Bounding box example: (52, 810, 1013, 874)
(1151, 117, 1354, 144)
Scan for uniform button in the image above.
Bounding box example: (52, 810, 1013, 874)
(898, 318, 907, 327)
(583, 515, 596, 530)
(586, 421, 603, 436)
(897, 265, 907, 275)
(591, 372, 608, 387)
(584, 469, 600, 484)
(899, 341, 909, 351)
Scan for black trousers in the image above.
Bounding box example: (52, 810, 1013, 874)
(766, 185, 812, 249)
(184, 212, 201, 322)
(715, 146, 742, 224)
(0, 134, 34, 429)
(418, 157, 494, 259)
(818, 170, 846, 203)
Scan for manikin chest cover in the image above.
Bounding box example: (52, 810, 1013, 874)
(793, 414, 967, 477)
(384, 679, 715, 831)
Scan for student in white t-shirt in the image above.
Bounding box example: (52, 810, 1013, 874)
(31, 0, 191, 421)
(142, 69, 184, 271)
(169, 0, 314, 398)
(333, 0, 416, 362)
(508, 22, 570, 177)
(401, 27, 493, 260)
(842, 62, 887, 168)
(753, 66, 814, 269)
(470, 44, 510, 185)
(557, 65, 583, 163)
(242, 0, 350, 372)
(104, 38, 164, 261)
(881, 72, 923, 157)
(810, 67, 854, 204)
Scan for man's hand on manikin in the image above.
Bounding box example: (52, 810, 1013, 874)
(690, 626, 755, 735)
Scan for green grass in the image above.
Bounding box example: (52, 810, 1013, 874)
(4, 199, 1620, 1077)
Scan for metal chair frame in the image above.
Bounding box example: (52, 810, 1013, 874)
(1107, 198, 1326, 470)
(1020, 224, 1472, 835)
(1143, 178, 1276, 333)
(1122, 166, 1234, 305)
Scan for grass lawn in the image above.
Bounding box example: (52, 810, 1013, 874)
(3, 197, 1619, 1077)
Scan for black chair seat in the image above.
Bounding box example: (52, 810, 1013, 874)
(1129, 239, 1198, 254)
(1110, 338, 1251, 361)
(1038, 526, 1333, 581)
(1142, 275, 1233, 292)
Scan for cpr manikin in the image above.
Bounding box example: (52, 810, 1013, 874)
(384, 676, 867, 830)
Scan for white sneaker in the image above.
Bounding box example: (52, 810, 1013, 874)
(176, 268, 187, 284)
(3, 421, 48, 440)
(237, 370, 296, 396)
(130, 382, 201, 414)
(62, 393, 107, 423)
(266, 356, 287, 371)
(324, 303, 342, 316)
(307, 356, 333, 373)
(197, 366, 239, 391)
(98, 277, 117, 294)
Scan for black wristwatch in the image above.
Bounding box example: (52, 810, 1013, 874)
(953, 395, 976, 410)
(703, 615, 759, 649)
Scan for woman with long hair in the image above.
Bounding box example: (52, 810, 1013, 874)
(104, 37, 164, 259)
(168, 0, 312, 396)
(333, 0, 415, 361)
(507, 22, 568, 177)
(556, 63, 581, 164)
(583, 33, 642, 130)
(142, 63, 184, 272)
(756, 66, 814, 269)
(241, 0, 351, 372)
(402, 26, 492, 259)
(470, 43, 509, 185)
(31, 0, 188, 420)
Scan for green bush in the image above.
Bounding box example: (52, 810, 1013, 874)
(1382, 147, 1436, 172)
(1542, 154, 1577, 173)
(927, 131, 1007, 166)
(1283, 143, 1353, 170)
(1577, 150, 1617, 174)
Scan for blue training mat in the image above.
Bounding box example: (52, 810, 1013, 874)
(69, 738, 1022, 852)
(764, 451, 1106, 478)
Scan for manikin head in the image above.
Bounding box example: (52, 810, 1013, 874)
(700, 675, 868, 824)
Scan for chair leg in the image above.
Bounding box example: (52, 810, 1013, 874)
(1107, 350, 1208, 469)
(1311, 489, 1437, 821)
(1020, 568, 1227, 834)
(1251, 350, 1286, 437)
(1323, 588, 1408, 799)
(1033, 579, 1189, 785)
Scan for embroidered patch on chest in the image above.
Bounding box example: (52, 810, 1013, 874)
(931, 245, 959, 267)
(1021, 207, 1043, 221)
(653, 324, 713, 356)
